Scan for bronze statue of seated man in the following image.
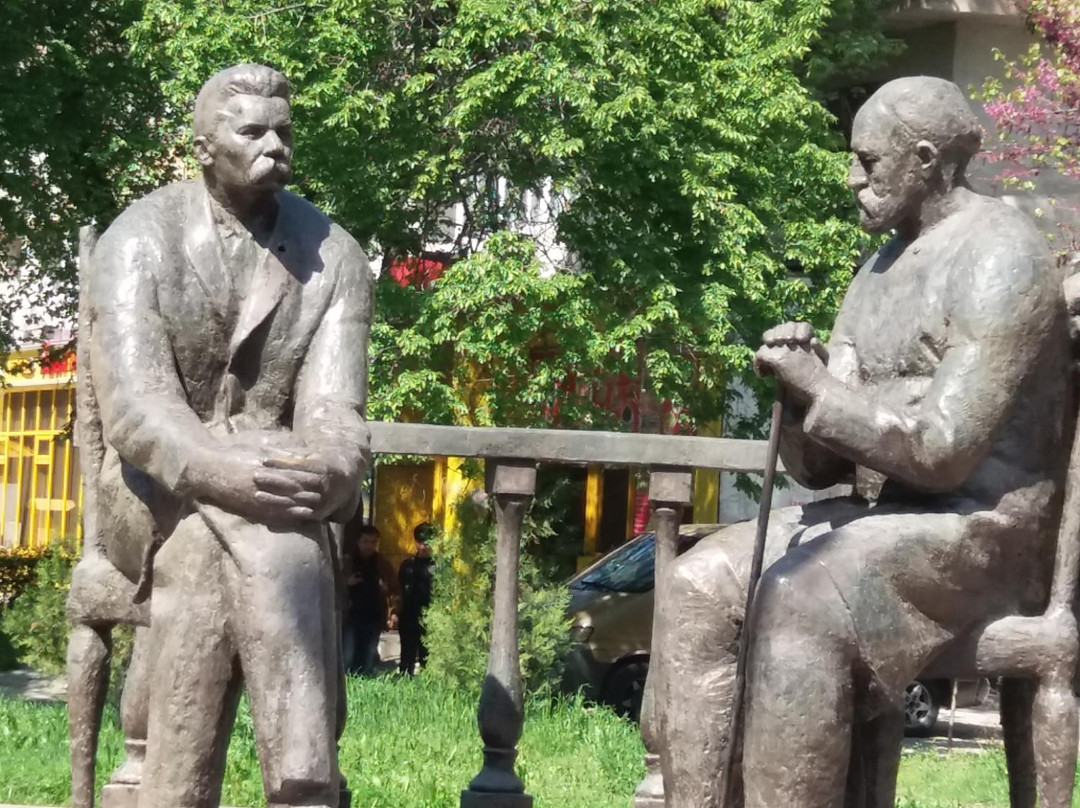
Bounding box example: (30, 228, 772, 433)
(649, 76, 1069, 808)
(75, 64, 372, 808)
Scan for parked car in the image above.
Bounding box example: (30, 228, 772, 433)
(903, 678, 990, 737)
(564, 526, 988, 732)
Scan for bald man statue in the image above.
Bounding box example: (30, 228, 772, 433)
(646, 77, 1069, 808)
(83, 64, 372, 808)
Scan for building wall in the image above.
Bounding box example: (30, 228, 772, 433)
(372, 461, 437, 571)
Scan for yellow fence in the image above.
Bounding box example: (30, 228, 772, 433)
(0, 350, 80, 548)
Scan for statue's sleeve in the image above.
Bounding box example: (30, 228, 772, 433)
(800, 242, 1059, 493)
(776, 288, 860, 490)
(293, 234, 374, 521)
(89, 218, 217, 493)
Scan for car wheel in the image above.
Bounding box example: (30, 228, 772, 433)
(904, 680, 941, 737)
(603, 658, 650, 722)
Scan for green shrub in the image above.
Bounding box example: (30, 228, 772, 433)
(1, 546, 76, 675)
(0, 626, 17, 671)
(424, 491, 572, 697)
(0, 544, 134, 696)
(0, 546, 48, 608)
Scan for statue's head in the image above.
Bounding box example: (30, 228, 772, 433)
(193, 64, 293, 197)
(849, 77, 981, 235)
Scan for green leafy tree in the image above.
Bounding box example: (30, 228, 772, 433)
(0, 0, 173, 353)
(1, 0, 898, 694)
(0, 546, 75, 675)
(126, 0, 890, 439)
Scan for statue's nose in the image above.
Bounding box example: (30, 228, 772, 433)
(847, 158, 867, 192)
(263, 131, 287, 158)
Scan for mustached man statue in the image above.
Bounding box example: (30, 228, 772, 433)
(68, 64, 372, 808)
(645, 76, 1069, 808)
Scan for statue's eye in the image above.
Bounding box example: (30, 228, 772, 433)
(239, 125, 266, 140)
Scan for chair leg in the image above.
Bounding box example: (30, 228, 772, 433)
(107, 625, 151, 786)
(1032, 671, 1078, 808)
(68, 623, 113, 808)
(1000, 677, 1037, 808)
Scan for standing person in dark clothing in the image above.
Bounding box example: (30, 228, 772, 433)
(344, 524, 396, 675)
(397, 523, 435, 675)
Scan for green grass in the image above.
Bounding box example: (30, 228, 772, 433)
(3, 679, 1078, 808)
(896, 749, 1017, 808)
(0, 675, 644, 808)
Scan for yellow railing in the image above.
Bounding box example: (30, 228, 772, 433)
(0, 349, 80, 548)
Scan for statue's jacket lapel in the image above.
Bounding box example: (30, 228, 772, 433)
(164, 181, 330, 434)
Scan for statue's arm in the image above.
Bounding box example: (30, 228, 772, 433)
(776, 351, 857, 489)
(293, 234, 374, 522)
(800, 245, 1059, 493)
(89, 222, 217, 495)
(776, 299, 860, 490)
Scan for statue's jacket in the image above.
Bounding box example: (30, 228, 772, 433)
(769, 195, 1072, 695)
(87, 178, 373, 584)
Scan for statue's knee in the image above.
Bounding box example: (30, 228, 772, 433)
(666, 546, 741, 611)
(751, 562, 852, 649)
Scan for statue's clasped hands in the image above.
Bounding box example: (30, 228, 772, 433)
(754, 321, 830, 405)
(188, 443, 351, 524)
(253, 449, 348, 522)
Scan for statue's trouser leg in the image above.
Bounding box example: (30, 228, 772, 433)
(652, 507, 838, 808)
(844, 709, 903, 808)
(221, 524, 340, 808)
(740, 508, 987, 808)
(1000, 678, 1037, 808)
(69, 623, 111, 808)
(740, 551, 859, 808)
(138, 527, 243, 808)
(652, 540, 743, 808)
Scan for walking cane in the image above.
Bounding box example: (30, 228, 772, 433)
(720, 391, 785, 808)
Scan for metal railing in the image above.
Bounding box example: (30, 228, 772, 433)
(0, 385, 80, 548)
(368, 421, 772, 807)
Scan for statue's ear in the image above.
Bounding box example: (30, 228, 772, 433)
(916, 140, 939, 174)
(193, 135, 214, 168)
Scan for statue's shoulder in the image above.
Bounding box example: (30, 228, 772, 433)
(98, 180, 199, 248)
(951, 194, 1060, 311)
(962, 194, 1049, 260)
(277, 189, 372, 280)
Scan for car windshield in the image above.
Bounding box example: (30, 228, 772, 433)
(572, 534, 657, 594)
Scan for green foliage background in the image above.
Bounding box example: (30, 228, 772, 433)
(0, 0, 899, 693)
(0, 0, 175, 355)
(0, 546, 75, 675)
(423, 489, 573, 696)
(2, 0, 899, 439)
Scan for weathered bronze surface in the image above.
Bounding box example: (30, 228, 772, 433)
(67, 64, 372, 808)
(645, 76, 1072, 808)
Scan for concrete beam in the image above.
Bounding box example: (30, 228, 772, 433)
(889, 0, 1021, 25)
(368, 422, 780, 474)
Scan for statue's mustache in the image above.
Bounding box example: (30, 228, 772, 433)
(250, 154, 291, 181)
